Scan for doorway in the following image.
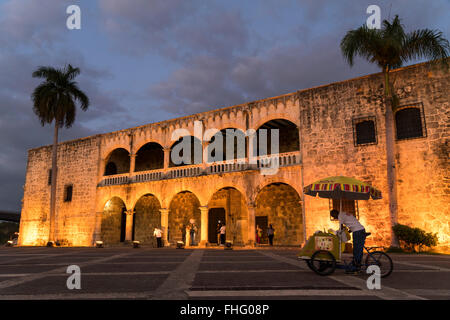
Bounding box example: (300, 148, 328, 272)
(255, 216, 268, 244)
(208, 208, 226, 243)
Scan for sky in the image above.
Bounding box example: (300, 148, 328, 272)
(0, 0, 449, 213)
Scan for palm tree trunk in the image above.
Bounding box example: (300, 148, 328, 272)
(383, 67, 399, 248)
(49, 121, 59, 243)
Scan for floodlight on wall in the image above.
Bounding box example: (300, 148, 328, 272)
(176, 241, 185, 249)
(46, 241, 55, 247)
(95, 241, 104, 248)
(133, 241, 140, 248)
(225, 240, 233, 250)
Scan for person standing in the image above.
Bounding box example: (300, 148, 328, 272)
(216, 220, 222, 245)
(256, 225, 262, 244)
(267, 224, 275, 246)
(190, 223, 198, 246)
(220, 223, 226, 245)
(153, 227, 163, 248)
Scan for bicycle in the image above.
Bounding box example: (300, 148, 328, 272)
(304, 232, 394, 278)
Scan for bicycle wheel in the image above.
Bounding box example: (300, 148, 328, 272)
(310, 250, 336, 276)
(365, 251, 393, 278)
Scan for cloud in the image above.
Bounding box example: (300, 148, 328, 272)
(0, 0, 68, 51)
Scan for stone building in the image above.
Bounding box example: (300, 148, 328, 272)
(18, 61, 449, 252)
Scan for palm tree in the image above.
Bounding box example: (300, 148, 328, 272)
(31, 64, 89, 244)
(340, 16, 449, 247)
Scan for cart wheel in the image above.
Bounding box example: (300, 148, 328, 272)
(310, 250, 336, 276)
(305, 259, 314, 271)
(365, 251, 393, 278)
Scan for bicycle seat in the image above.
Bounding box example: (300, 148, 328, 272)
(365, 232, 371, 237)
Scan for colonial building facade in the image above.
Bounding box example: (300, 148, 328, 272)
(18, 61, 450, 252)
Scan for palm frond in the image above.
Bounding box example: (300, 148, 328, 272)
(401, 29, 450, 68)
(340, 25, 382, 67)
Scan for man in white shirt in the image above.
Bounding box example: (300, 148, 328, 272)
(330, 209, 366, 273)
(153, 227, 163, 248)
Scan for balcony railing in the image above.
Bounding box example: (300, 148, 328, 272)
(98, 151, 301, 187)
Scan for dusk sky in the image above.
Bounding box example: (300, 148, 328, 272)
(1, 0, 449, 212)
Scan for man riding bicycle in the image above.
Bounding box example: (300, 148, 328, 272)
(330, 209, 366, 274)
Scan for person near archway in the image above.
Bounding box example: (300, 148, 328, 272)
(267, 224, 275, 246)
(220, 223, 226, 245)
(216, 220, 222, 245)
(256, 225, 262, 244)
(153, 227, 163, 248)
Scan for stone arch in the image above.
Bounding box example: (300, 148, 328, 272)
(132, 194, 162, 245)
(206, 127, 248, 163)
(101, 197, 127, 244)
(252, 113, 298, 132)
(169, 136, 202, 167)
(104, 148, 130, 175)
(102, 144, 130, 160)
(207, 187, 248, 245)
(133, 139, 165, 156)
(168, 191, 201, 245)
(255, 118, 300, 155)
(135, 142, 164, 172)
(254, 182, 303, 245)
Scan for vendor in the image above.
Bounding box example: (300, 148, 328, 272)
(330, 209, 366, 273)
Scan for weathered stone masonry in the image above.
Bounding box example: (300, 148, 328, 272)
(18, 61, 449, 252)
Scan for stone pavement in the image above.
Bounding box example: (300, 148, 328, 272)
(0, 246, 449, 300)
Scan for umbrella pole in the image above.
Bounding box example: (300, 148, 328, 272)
(339, 199, 342, 260)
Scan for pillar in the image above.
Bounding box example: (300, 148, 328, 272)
(160, 208, 170, 246)
(163, 147, 171, 171)
(199, 206, 209, 247)
(247, 203, 256, 246)
(129, 153, 136, 174)
(125, 209, 134, 241)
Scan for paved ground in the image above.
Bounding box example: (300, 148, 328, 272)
(0, 246, 449, 300)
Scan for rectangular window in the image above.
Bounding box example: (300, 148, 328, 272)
(353, 116, 377, 146)
(395, 103, 427, 141)
(64, 185, 73, 202)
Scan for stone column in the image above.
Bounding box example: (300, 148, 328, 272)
(125, 209, 134, 242)
(129, 153, 136, 174)
(199, 206, 209, 247)
(163, 148, 171, 171)
(160, 208, 170, 246)
(247, 203, 256, 246)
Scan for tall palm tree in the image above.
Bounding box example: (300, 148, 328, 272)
(31, 64, 89, 244)
(340, 16, 449, 247)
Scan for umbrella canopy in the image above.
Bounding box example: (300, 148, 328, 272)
(303, 176, 382, 200)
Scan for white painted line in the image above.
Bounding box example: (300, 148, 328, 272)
(394, 261, 450, 271)
(0, 291, 154, 300)
(0, 251, 138, 290)
(186, 289, 371, 297)
(259, 251, 427, 300)
(403, 289, 450, 297)
(197, 269, 308, 273)
(153, 250, 204, 299)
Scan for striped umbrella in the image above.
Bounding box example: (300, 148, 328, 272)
(303, 176, 382, 201)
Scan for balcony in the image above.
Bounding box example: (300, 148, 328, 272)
(98, 151, 301, 187)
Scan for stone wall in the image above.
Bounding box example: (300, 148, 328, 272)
(19, 135, 100, 246)
(299, 61, 449, 249)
